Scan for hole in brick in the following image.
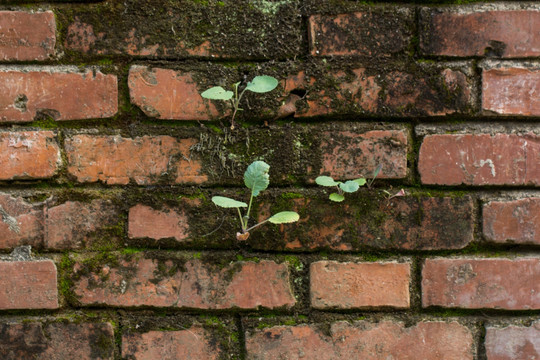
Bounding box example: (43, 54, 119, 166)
(35, 109, 61, 121)
(14, 94, 28, 112)
(290, 88, 307, 98)
(484, 40, 506, 57)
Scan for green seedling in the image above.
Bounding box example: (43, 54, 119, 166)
(315, 165, 383, 202)
(211, 160, 299, 241)
(201, 75, 279, 130)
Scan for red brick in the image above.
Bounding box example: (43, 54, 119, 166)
(420, 9, 540, 57)
(0, 260, 58, 309)
(61, 1, 301, 59)
(483, 66, 540, 116)
(0, 67, 117, 123)
(308, 9, 413, 57)
(419, 133, 540, 186)
(246, 321, 474, 359)
(0, 192, 43, 249)
(0, 322, 114, 360)
(310, 261, 411, 309)
(255, 195, 474, 251)
(483, 198, 540, 245)
(45, 200, 121, 250)
(0, 11, 56, 61)
(485, 321, 540, 360)
(319, 130, 408, 179)
(129, 66, 219, 120)
(74, 258, 295, 309)
(422, 257, 540, 310)
(128, 204, 188, 242)
(0, 131, 61, 180)
(65, 135, 207, 185)
(122, 327, 221, 359)
(287, 65, 474, 118)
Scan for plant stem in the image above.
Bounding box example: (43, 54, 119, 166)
(245, 219, 269, 233)
(237, 208, 246, 231)
(245, 193, 254, 222)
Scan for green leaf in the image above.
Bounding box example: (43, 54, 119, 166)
(245, 76, 278, 93)
(315, 176, 339, 187)
(268, 211, 300, 224)
(244, 161, 270, 197)
(353, 178, 366, 186)
(373, 164, 383, 179)
(212, 196, 247, 208)
(329, 193, 345, 202)
(339, 180, 360, 193)
(201, 86, 234, 100)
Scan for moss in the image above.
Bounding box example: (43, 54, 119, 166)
(58, 253, 78, 305)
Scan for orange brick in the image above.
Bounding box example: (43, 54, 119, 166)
(128, 204, 189, 242)
(0, 131, 61, 180)
(310, 261, 411, 309)
(247, 321, 474, 359)
(65, 135, 207, 185)
(73, 257, 295, 309)
(0, 67, 117, 123)
(0, 260, 58, 310)
(0, 11, 55, 61)
(422, 257, 540, 310)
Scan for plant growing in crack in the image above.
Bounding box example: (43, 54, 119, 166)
(316, 165, 383, 202)
(201, 75, 279, 130)
(211, 160, 299, 241)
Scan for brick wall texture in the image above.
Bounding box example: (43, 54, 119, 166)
(0, 1, 539, 359)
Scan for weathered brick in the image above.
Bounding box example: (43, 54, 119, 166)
(420, 8, 540, 58)
(308, 9, 413, 57)
(0, 131, 61, 180)
(483, 198, 540, 245)
(319, 130, 408, 179)
(0, 260, 58, 309)
(0, 67, 117, 122)
(419, 133, 540, 186)
(253, 194, 474, 251)
(246, 321, 474, 359)
(0, 322, 114, 360)
(0, 11, 55, 61)
(45, 200, 121, 250)
(422, 257, 540, 310)
(129, 66, 219, 120)
(285, 64, 474, 117)
(0, 192, 43, 249)
(483, 66, 540, 116)
(122, 327, 222, 359)
(310, 261, 410, 309)
(61, 0, 302, 59)
(128, 204, 188, 242)
(65, 135, 207, 185)
(485, 321, 540, 360)
(73, 257, 295, 309)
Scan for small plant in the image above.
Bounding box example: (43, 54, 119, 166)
(315, 165, 383, 202)
(201, 75, 279, 130)
(211, 161, 299, 241)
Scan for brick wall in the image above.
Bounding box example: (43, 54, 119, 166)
(0, 1, 539, 359)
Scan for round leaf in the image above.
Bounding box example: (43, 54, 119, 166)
(268, 211, 300, 224)
(329, 193, 345, 202)
(245, 76, 278, 93)
(244, 161, 270, 197)
(315, 176, 339, 187)
(212, 196, 247, 208)
(339, 180, 360, 193)
(353, 178, 367, 186)
(201, 86, 234, 100)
